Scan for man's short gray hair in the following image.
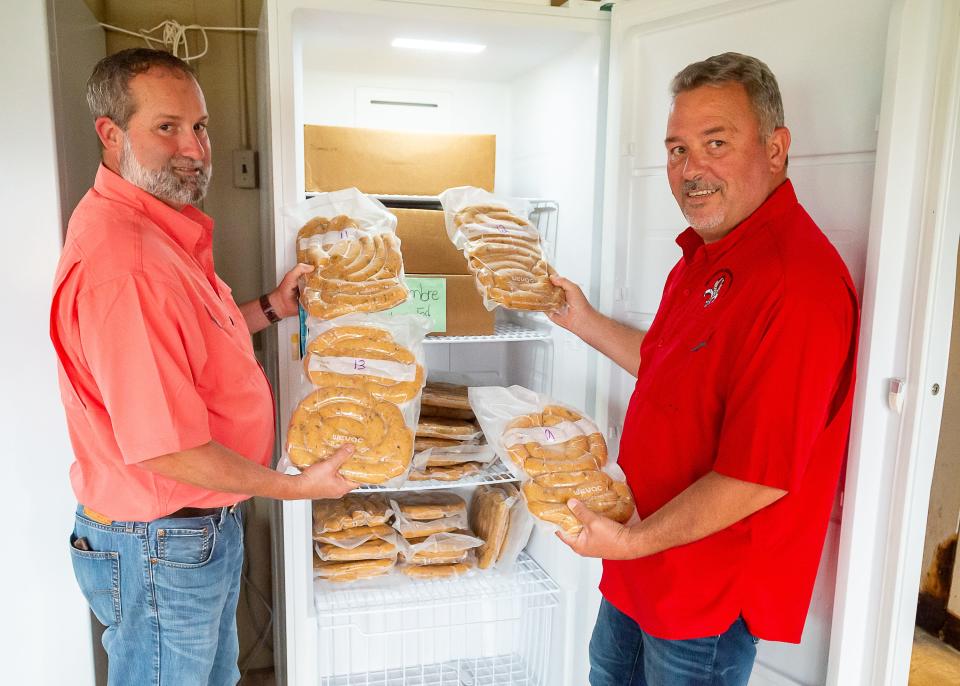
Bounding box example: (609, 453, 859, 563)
(86, 48, 196, 129)
(671, 52, 784, 139)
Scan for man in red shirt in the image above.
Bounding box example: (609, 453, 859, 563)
(51, 49, 356, 685)
(550, 53, 859, 685)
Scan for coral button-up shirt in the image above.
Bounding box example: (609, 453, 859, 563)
(50, 165, 275, 521)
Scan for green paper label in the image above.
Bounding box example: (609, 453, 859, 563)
(385, 277, 446, 333)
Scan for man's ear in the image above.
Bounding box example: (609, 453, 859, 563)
(767, 126, 791, 173)
(94, 116, 123, 153)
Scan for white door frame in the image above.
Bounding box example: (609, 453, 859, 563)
(828, 1, 960, 684)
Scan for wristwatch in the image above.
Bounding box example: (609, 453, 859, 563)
(259, 293, 282, 324)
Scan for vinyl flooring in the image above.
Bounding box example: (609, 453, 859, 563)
(910, 627, 960, 686)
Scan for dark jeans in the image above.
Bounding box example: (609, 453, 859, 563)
(589, 599, 758, 686)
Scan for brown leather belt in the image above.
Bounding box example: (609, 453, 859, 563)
(166, 506, 230, 519)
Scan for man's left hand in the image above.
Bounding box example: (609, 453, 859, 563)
(556, 498, 638, 560)
(268, 263, 313, 319)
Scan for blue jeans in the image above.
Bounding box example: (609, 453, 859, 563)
(70, 504, 244, 686)
(589, 599, 758, 686)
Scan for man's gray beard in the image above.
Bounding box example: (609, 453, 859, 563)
(119, 135, 211, 207)
(683, 208, 725, 232)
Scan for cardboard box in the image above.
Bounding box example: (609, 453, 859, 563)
(304, 125, 496, 196)
(391, 208, 468, 275)
(402, 274, 494, 337)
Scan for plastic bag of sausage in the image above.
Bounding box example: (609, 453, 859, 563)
(439, 186, 564, 313)
(469, 384, 636, 537)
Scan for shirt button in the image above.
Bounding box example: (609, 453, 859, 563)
(657, 339, 664, 348)
(683, 289, 691, 296)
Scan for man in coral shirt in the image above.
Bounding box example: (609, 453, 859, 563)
(51, 49, 356, 686)
(550, 53, 859, 685)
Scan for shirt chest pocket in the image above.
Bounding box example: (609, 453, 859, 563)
(644, 317, 725, 414)
(196, 303, 259, 391)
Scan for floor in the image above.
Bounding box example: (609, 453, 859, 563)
(910, 627, 960, 686)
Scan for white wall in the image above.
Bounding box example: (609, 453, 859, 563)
(300, 69, 514, 193)
(0, 1, 95, 683)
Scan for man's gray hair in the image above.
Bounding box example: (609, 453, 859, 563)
(671, 52, 784, 139)
(86, 48, 196, 129)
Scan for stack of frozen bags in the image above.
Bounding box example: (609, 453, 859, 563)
(312, 494, 400, 582)
(284, 189, 428, 486)
(409, 382, 495, 482)
(312, 490, 532, 584)
(390, 492, 484, 579)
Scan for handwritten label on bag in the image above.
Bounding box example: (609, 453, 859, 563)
(308, 355, 417, 381)
(297, 228, 365, 255)
(461, 221, 539, 241)
(384, 277, 446, 333)
(501, 419, 600, 447)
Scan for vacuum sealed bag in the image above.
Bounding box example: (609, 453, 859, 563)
(469, 483, 533, 570)
(439, 186, 565, 312)
(286, 188, 408, 319)
(284, 314, 430, 486)
(303, 314, 428, 406)
(311, 494, 393, 536)
(469, 385, 635, 536)
(400, 531, 483, 565)
(390, 492, 468, 539)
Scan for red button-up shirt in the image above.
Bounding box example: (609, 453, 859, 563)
(600, 180, 859, 642)
(50, 166, 275, 521)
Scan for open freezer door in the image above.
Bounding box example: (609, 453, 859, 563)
(594, 0, 893, 684)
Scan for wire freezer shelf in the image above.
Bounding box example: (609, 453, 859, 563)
(355, 460, 517, 492)
(315, 553, 558, 618)
(424, 321, 551, 345)
(322, 654, 540, 686)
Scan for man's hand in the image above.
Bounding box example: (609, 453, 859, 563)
(548, 275, 598, 337)
(268, 263, 313, 319)
(547, 274, 645, 376)
(556, 499, 638, 560)
(296, 445, 358, 499)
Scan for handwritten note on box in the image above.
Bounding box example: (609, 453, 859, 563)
(386, 277, 447, 333)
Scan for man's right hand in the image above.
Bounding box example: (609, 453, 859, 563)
(296, 445, 358, 499)
(546, 274, 646, 377)
(548, 275, 597, 337)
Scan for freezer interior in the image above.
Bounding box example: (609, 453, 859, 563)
(276, 4, 610, 685)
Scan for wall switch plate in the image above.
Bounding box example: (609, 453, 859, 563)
(232, 149, 258, 189)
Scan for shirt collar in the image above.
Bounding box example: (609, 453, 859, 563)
(675, 179, 798, 264)
(92, 164, 214, 255)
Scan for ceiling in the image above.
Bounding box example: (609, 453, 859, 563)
(296, 7, 597, 82)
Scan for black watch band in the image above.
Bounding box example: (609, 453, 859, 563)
(259, 293, 282, 324)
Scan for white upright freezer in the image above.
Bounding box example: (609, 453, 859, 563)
(256, 0, 908, 684)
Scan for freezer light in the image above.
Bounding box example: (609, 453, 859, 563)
(391, 38, 486, 54)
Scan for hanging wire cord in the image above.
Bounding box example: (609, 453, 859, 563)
(99, 19, 257, 62)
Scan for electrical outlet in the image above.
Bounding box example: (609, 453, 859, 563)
(232, 149, 258, 189)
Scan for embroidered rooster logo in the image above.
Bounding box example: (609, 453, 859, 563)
(703, 269, 733, 308)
